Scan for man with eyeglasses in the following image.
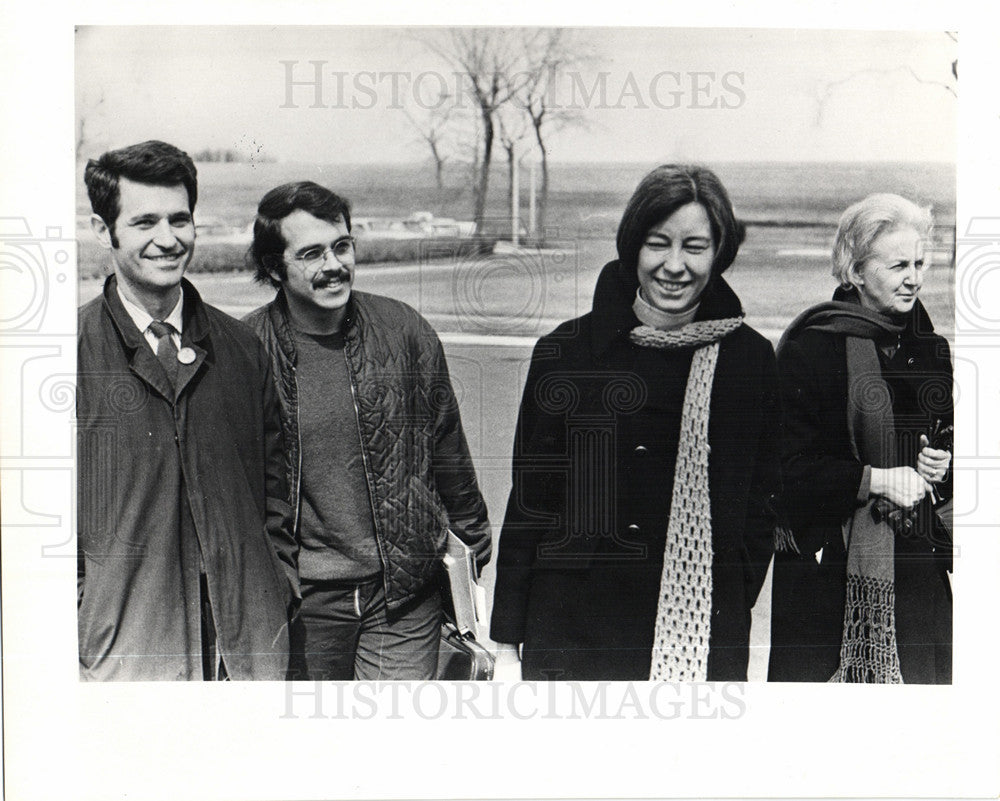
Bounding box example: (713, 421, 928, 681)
(77, 141, 298, 680)
(244, 181, 491, 680)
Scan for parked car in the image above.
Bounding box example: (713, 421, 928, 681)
(194, 216, 252, 244)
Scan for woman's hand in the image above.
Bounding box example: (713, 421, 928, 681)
(916, 433, 952, 484)
(493, 642, 523, 682)
(870, 466, 932, 508)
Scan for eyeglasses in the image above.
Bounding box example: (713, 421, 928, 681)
(287, 237, 356, 269)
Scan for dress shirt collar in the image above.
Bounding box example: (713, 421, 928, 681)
(116, 283, 184, 336)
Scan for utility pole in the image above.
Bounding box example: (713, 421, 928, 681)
(511, 140, 520, 247)
(528, 158, 537, 241)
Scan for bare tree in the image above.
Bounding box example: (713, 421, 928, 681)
(495, 102, 532, 236)
(418, 28, 597, 235)
(516, 29, 595, 244)
(442, 103, 484, 210)
(423, 29, 528, 232)
(402, 92, 456, 191)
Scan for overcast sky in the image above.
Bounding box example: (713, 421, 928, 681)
(75, 26, 956, 164)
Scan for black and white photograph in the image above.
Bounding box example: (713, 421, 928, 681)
(2, 2, 999, 800)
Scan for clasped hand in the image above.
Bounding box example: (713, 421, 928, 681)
(916, 433, 951, 485)
(872, 435, 951, 509)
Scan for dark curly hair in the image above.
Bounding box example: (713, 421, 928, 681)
(251, 181, 352, 288)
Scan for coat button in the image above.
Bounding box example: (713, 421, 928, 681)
(627, 524, 641, 535)
(634, 445, 648, 455)
(907, 357, 916, 367)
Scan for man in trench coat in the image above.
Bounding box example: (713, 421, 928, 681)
(77, 140, 298, 680)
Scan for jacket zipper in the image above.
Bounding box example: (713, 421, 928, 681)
(290, 363, 302, 534)
(344, 348, 389, 590)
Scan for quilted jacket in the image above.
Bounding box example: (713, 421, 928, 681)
(244, 290, 491, 609)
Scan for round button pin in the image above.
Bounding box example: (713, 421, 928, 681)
(177, 347, 196, 364)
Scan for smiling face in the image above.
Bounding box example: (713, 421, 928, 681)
(851, 225, 927, 316)
(272, 209, 355, 333)
(636, 202, 716, 315)
(91, 177, 195, 315)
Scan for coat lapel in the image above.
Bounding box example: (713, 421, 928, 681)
(130, 342, 177, 402)
(101, 275, 212, 403)
(101, 277, 176, 402)
(174, 279, 213, 398)
(174, 343, 207, 398)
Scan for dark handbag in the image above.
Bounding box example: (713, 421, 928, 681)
(437, 618, 495, 680)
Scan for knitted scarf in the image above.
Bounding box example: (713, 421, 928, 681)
(777, 293, 912, 683)
(629, 314, 744, 682)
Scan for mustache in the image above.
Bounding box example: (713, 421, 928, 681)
(311, 267, 351, 288)
(143, 245, 188, 258)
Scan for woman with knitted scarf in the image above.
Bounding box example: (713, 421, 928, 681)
(489, 164, 781, 681)
(768, 193, 953, 684)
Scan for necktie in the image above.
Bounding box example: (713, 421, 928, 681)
(148, 320, 179, 389)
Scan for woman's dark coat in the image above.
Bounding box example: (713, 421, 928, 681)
(489, 261, 780, 680)
(768, 293, 953, 684)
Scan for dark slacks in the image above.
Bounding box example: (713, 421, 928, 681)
(289, 577, 441, 680)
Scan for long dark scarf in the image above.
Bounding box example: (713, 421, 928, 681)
(778, 292, 915, 683)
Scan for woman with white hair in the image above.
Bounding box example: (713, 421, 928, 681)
(768, 193, 953, 684)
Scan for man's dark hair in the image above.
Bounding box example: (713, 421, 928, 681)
(251, 181, 352, 288)
(84, 140, 198, 247)
(616, 163, 746, 279)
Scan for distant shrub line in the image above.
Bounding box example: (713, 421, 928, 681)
(77, 236, 498, 280)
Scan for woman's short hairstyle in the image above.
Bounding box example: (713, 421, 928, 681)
(831, 193, 933, 286)
(251, 181, 352, 287)
(616, 164, 745, 277)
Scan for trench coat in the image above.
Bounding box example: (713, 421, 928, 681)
(77, 276, 298, 680)
(489, 261, 780, 680)
(768, 295, 953, 683)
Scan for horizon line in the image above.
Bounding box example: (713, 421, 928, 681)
(190, 157, 957, 167)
